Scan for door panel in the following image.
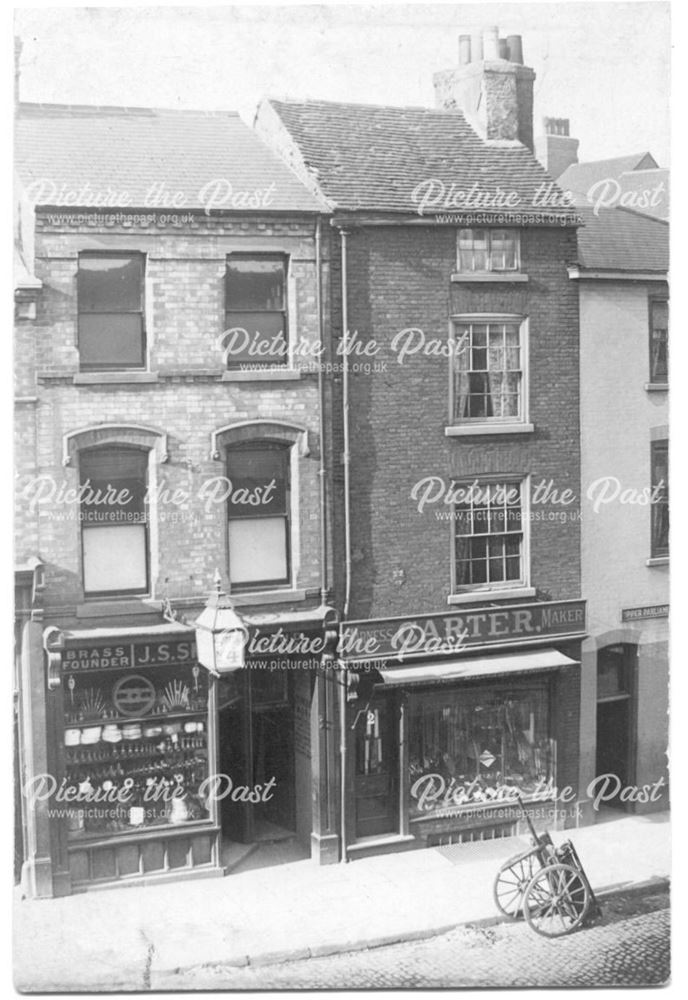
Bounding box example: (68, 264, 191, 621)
(596, 700, 630, 808)
(353, 696, 398, 838)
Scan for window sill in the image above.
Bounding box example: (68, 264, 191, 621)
(222, 369, 301, 382)
(451, 272, 529, 283)
(645, 383, 668, 392)
(445, 423, 534, 437)
(77, 598, 163, 619)
(231, 588, 307, 607)
(448, 587, 536, 606)
(74, 371, 159, 385)
(646, 557, 669, 567)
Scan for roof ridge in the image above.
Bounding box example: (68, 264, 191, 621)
(17, 102, 240, 118)
(267, 96, 466, 116)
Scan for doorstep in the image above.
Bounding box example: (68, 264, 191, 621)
(346, 833, 418, 859)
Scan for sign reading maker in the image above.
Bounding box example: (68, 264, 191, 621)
(340, 599, 586, 662)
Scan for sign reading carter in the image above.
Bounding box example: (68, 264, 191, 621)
(339, 599, 586, 662)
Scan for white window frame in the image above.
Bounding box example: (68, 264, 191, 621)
(449, 475, 532, 599)
(447, 314, 532, 435)
(456, 229, 521, 273)
(78, 445, 154, 599)
(225, 439, 299, 593)
(223, 252, 291, 370)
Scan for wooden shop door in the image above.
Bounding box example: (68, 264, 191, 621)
(353, 695, 398, 838)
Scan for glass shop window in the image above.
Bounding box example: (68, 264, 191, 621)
(408, 685, 554, 817)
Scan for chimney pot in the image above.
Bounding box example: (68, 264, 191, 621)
(498, 38, 509, 59)
(471, 30, 483, 62)
(506, 34, 524, 64)
(482, 26, 500, 61)
(459, 34, 472, 65)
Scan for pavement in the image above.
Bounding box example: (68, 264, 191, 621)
(13, 810, 670, 993)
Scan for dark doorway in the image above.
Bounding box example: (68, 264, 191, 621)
(595, 644, 635, 810)
(353, 695, 399, 838)
(218, 669, 296, 843)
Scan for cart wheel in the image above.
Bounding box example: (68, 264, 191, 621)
(523, 863, 590, 937)
(493, 852, 539, 919)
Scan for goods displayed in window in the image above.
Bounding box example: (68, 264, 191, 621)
(62, 661, 212, 838)
(408, 685, 554, 816)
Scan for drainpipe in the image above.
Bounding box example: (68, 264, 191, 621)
(337, 224, 351, 861)
(315, 217, 329, 605)
(340, 227, 352, 621)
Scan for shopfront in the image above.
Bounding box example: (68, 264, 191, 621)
(19, 611, 336, 896)
(340, 600, 586, 857)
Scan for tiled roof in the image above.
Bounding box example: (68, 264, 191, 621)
(575, 205, 668, 273)
(558, 152, 658, 196)
(266, 98, 575, 218)
(15, 103, 325, 213)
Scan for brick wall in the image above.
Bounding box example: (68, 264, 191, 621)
(328, 223, 581, 620)
(15, 214, 325, 614)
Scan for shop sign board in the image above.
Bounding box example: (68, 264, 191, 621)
(339, 599, 586, 663)
(62, 639, 196, 672)
(621, 604, 669, 622)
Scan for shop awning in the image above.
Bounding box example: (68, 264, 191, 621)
(376, 648, 578, 686)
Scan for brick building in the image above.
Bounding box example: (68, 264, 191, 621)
(14, 103, 339, 896)
(257, 28, 588, 856)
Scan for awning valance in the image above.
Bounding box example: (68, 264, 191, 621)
(376, 648, 578, 687)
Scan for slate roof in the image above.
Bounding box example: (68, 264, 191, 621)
(558, 152, 658, 197)
(575, 205, 668, 273)
(15, 103, 325, 213)
(265, 98, 576, 218)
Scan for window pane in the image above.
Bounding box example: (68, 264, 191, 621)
(223, 312, 287, 366)
(226, 257, 285, 311)
(80, 448, 147, 525)
(651, 442, 669, 557)
(454, 481, 523, 588)
(78, 255, 143, 312)
(228, 516, 288, 585)
(650, 300, 669, 383)
(78, 314, 145, 369)
(227, 445, 288, 518)
(83, 524, 147, 593)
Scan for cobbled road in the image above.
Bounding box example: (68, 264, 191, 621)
(171, 887, 670, 989)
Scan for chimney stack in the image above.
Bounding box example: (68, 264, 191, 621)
(535, 117, 579, 179)
(433, 28, 536, 151)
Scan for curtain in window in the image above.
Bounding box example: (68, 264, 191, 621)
(487, 325, 520, 418)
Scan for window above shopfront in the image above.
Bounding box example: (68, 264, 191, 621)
(224, 254, 288, 368)
(77, 252, 146, 370)
(456, 229, 521, 273)
(226, 441, 291, 590)
(446, 317, 533, 437)
(650, 440, 669, 559)
(648, 296, 668, 387)
(451, 478, 528, 595)
(79, 446, 150, 597)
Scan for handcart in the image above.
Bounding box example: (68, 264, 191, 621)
(493, 796, 602, 937)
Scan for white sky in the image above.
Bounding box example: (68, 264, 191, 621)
(14, 1, 670, 165)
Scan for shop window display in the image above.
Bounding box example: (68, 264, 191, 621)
(62, 661, 212, 839)
(408, 684, 554, 816)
